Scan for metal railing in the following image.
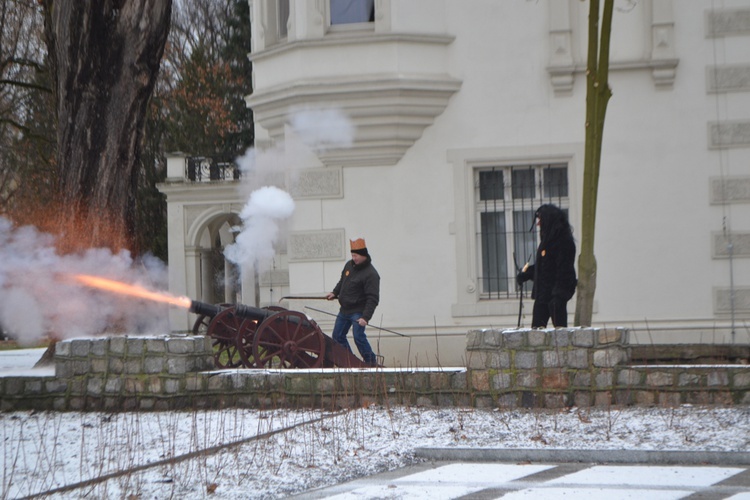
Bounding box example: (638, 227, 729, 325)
(186, 156, 241, 182)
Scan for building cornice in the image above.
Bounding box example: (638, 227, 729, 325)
(249, 32, 455, 62)
(247, 74, 461, 167)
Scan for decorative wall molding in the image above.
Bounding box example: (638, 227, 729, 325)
(714, 287, 750, 314)
(373, 0, 391, 32)
(184, 205, 209, 231)
(707, 65, 750, 93)
(289, 167, 343, 199)
(650, 0, 677, 88)
(289, 229, 346, 262)
(547, 1, 574, 94)
(710, 176, 750, 204)
(711, 232, 750, 258)
(248, 72, 461, 167)
(546, 0, 678, 93)
(247, 21, 459, 168)
(706, 8, 750, 38)
(708, 121, 750, 149)
(259, 269, 290, 286)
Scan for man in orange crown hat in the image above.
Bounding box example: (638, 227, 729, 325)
(326, 237, 380, 366)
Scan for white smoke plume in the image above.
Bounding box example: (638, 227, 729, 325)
(289, 106, 355, 152)
(0, 217, 170, 346)
(224, 186, 295, 275)
(225, 107, 355, 281)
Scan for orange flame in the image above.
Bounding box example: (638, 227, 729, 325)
(73, 274, 192, 309)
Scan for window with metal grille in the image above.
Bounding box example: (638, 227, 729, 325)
(475, 164, 569, 299)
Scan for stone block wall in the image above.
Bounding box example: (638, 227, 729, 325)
(1, 336, 214, 411)
(465, 328, 750, 408)
(55, 336, 214, 378)
(185, 369, 471, 411)
(613, 366, 750, 406)
(1, 331, 749, 411)
(0, 337, 473, 411)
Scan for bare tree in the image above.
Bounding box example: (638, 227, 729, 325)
(574, 0, 614, 326)
(0, 0, 51, 215)
(168, 0, 233, 60)
(161, 0, 252, 156)
(41, 0, 172, 252)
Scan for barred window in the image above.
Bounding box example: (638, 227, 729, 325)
(475, 164, 569, 298)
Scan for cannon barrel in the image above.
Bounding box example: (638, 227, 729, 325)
(189, 300, 222, 318)
(234, 303, 276, 322)
(189, 300, 286, 324)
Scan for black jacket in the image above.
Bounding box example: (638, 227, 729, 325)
(332, 257, 380, 321)
(524, 233, 577, 302)
(518, 204, 577, 303)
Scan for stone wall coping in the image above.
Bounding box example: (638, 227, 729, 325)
(629, 364, 750, 369)
(209, 367, 467, 374)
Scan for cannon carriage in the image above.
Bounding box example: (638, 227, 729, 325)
(189, 301, 377, 369)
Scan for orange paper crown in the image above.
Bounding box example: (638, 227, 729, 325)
(350, 238, 367, 251)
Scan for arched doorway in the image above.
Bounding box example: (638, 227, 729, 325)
(196, 213, 251, 306)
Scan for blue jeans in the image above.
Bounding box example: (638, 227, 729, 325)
(331, 312, 377, 364)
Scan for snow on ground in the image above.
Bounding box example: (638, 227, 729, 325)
(0, 347, 52, 377)
(1, 349, 749, 499)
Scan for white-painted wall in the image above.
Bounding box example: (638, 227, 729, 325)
(161, 1, 750, 367)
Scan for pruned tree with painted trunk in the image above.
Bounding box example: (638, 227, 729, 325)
(41, 0, 172, 252)
(574, 0, 614, 327)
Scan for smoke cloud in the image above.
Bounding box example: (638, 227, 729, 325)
(289, 106, 355, 152)
(225, 107, 355, 281)
(224, 186, 295, 274)
(0, 217, 170, 346)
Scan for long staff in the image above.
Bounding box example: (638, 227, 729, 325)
(514, 253, 531, 328)
(278, 295, 329, 303)
(304, 305, 409, 338)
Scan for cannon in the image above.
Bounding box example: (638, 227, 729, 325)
(188, 300, 378, 369)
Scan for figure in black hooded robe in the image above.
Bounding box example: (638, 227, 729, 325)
(516, 204, 577, 328)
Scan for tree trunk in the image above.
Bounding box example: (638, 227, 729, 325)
(43, 0, 171, 252)
(574, 0, 613, 326)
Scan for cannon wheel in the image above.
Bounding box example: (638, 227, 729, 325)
(252, 310, 326, 368)
(235, 306, 288, 367)
(191, 312, 212, 336)
(206, 307, 251, 369)
(191, 303, 231, 336)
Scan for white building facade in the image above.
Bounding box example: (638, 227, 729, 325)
(159, 0, 750, 367)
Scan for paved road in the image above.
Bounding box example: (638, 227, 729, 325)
(298, 460, 750, 499)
